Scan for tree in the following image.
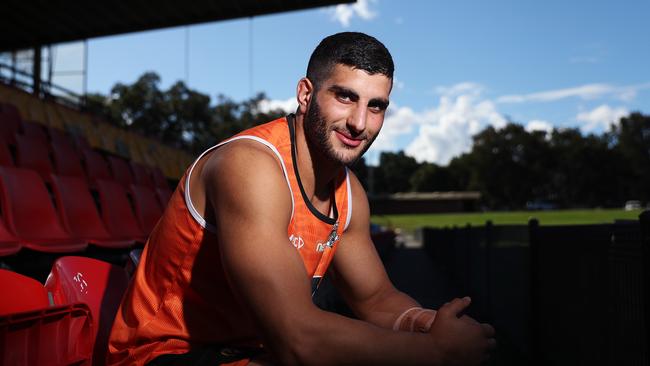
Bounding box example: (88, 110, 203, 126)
(611, 112, 650, 203)
(374, 151, 420, 193)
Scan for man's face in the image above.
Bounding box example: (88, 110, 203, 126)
(304, 64, 392, 166)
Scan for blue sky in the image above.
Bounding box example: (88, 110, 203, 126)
(49, 0, 650, 165)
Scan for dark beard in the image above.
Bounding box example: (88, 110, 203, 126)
(303, 98, 376, 166)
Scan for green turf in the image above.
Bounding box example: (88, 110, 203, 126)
(371, 208, 645, 232)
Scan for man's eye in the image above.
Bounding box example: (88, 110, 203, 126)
(338, 94, 352, 102)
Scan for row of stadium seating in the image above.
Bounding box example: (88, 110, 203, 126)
(0, 255, 134, 365)
(0, 82, 193, 179)
(0, 101, 175, 256)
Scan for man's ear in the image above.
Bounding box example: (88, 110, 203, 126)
(296, 77, 314, 115)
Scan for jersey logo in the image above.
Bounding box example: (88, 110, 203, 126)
(289, 234, 304, 249)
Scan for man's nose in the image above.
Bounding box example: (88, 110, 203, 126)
(347, 107, 367, 134)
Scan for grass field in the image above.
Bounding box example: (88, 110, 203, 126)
(371, 208, 645, 233)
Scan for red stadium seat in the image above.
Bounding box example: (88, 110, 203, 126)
(22, 120, 49, 145)
(96, 179, 146, 242)
(48, 126, 73, 146)
(107, 156, 134, 187)
(151, 166, 169, 189)
(155, 186, 173, 208)
(0, 166, 87, 253)
(0, 269, 49, 315)
(0, 303, 94, 366)
(129, 184, 163, 235)
(15, 134, 54, 182)
(130, 161, 154, 187)
(51, 139, 85, 177)
(0, 103, 22, 145)
(0, 138, 13, 166)
(46, 256, 130, 366)
(82, 149, 112, 186)
(0, 220, 21, 256)
(51, 174, 135, 249)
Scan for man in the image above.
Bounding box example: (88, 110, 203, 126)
(108, 32, 495, 366)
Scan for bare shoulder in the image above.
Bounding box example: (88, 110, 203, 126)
(201, 139, 292, 222)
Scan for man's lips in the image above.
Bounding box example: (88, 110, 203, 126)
(334, 130, 364, 147)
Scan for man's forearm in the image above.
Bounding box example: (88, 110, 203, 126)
(278, 306, 442, 366)
(354, 286, 424, 329)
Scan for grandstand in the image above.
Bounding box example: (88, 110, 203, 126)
(0, 1, 351, 364)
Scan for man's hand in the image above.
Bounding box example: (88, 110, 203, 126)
(428, 297, 496, 366)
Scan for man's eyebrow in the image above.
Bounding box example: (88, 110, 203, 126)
(328, 85, 359, 100)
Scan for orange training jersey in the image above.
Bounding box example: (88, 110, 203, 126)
(107, 115, 352, 366)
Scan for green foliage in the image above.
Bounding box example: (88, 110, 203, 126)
(85, 71, 648, 210)
(86, 71, 285, 155)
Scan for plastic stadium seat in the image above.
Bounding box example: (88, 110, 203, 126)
(0, 303, 94, 366)
(155, 186, 173, 208)
(0, 103, 22, 130)
(21, 120, 49, 145)
(50, 174, 135, 249)
(0, 138, 13, 166)
(0, 103, 22, 145)
(95, 179, 146, 242)
(51, 139, 85, 177)
(48, 126, 73, 146)
(0, 220, 21, 256)
(0, 166, 87, 253)
(46, 256, 130, 366)
(107, 156, 134, 187)
(15, 134, 54, 182)
(129, 184, 163, 235)
(151, 166, 169, 189)
(82, 149, 112, 185)
(0, 269, 49, 315)
(130, 161, 154, 187)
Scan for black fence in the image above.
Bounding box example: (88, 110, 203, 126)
(421, 211, 649, 366)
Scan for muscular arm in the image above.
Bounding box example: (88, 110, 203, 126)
(201, 143, 492, 366)
(201, 143, 441, 365)
(329, 172, 426, 329)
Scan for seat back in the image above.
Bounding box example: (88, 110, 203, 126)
(0, 137, 13, 166)
(45, 256, 130, 366)
(15, 134, 54, 181)
(50, 174, 111, 240)
(22, 120, 49, 145)
(156, 186, 173, 208)
(151, 166, 169, 189)
(129, 184, 163, 235)
(0, 103, 22, 145)
(82, 149, 112, 185)
(52, 139, 85, 177)
(0, 220, 21, 256)
(0, 269, 49, 315)
(96, 179, 144, 241)
(0, 166, 86, 252)
(130, 161, 154, 187)
(107, 156, 134, 187)
(0, 303, 94, 366)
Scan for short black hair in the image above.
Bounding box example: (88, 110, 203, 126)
(306, 32, 394, 90)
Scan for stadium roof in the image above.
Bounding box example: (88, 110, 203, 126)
(0, 0, 353, 52)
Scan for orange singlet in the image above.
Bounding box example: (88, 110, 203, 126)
(107, 115, 352, 366)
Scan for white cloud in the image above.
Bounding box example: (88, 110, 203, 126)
(576, 104, 629, 133)
(525, 120, 554, 134)
(329, 0, 378, 27)
(257, 97, 298, 114)
(368, 82, 507, 165)
(393, 77, 405, 91)
(497, 82, 650, 104)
